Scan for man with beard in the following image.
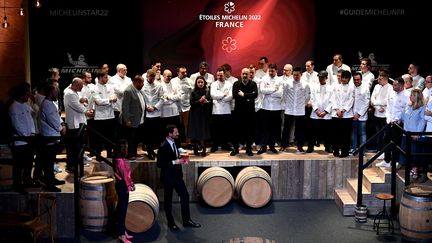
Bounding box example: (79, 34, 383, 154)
(231, 68, 258, 156)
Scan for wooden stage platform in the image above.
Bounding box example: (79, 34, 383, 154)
(125, 146, 359, 201)
(0, 145, 362, 238)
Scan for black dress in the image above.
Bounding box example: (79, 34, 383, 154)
(188, 88, 212, 140)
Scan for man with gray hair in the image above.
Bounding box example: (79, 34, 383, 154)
(190, 61, 215, 86)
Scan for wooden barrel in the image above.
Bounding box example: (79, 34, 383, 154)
(126, 183, 159, 233)
(197, 167, 235, 207)
(235, 166, 272, 208)
(354, 204, 368, 223)
(80, 175, 117, 232)
(0, 164, 13, 191)
(399, 185, 432, 242)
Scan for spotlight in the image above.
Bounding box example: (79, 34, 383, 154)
(34, 0, 41, 8)
(19, 4, 24, 16)
(2, 16, 8, 29)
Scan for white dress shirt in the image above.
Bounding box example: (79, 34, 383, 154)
(210, 80, 232, 115)
(412, 74, 425, 90)
(91, 82, 116, 120)
(310, 83, 332, 120)
(260, 75, 283, 111)
(64, 87, 87, 129)
(422, 87, 432, 103)
(386, 90, 409, 124)
(161, 81, 181, 118)
(171, 77, 194, 112)
(255, 69, 268, 79)
(361, 71, 375, 90)
(331, 82, 355, 118)
(353, 83, 370, 121)
(282, 79, 310, 116)
(108, 74, 132, 112)
(371, 83, 392, 118)
(190, 72, 215, 87)
(301, 71, 319, 88)
(326, 63, 351, 86)
(142, 80, 164, 118)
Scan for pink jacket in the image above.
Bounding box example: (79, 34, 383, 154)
(114, 158, 134, 192)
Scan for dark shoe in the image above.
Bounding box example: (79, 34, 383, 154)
(297, 147, 305, 153)
(23, 181, 41, 188)
(306, 147, 314, 153)
(13, 185, 28, 194)
(45, 185, 61, 192)
(126, 156, 137, 161)
(269, 147, 278, 154)
(246, 149, 254, 156)
(221, 145, 232, 151)
(230, 149, 239, 156)
(315, 141, 320, 147)
(210, 147, 218, 153)
(339, 153, 349, 158)
(52, 178, 66, 185)
(257, 147, 267, 154)
(147, 153, 155, 160)
(66, 167, 74, 173)
(168, 222, 179, 231)
(193, 145, 199, 156)
(325, 147, 332, 153)
(183, 219, 201, 228)
(333, 151, 340, 157)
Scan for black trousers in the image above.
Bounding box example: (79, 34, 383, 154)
(163, 178, 190, 224)
(91, 118, 116, 157)
(115, 180, 129, 235)
(66, 128, 82, 170)
(232, 110, 255, 150)
(10, 143, 34, 187)
(144, 117, 162, 153)
(384, 123, 403, 162)
(260, 110, 281, 148)
(123, 123, 145, 158)
(332, 118, 353, 155)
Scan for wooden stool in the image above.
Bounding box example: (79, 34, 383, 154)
(373, 193, 394, 235)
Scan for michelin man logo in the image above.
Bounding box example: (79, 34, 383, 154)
(67, 53, 88, 67)
(61, 52, 98, 74)
(224, 2, 235, 14)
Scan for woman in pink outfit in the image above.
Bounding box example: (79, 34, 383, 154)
(113, 140, 135, 243)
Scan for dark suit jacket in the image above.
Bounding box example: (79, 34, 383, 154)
(121, 84, 145, 128)
(156, 139, 183, 184)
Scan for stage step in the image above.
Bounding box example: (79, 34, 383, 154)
(335, 165, 392, 216)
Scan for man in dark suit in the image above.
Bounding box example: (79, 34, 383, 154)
(121, 75, 146, 159)
(157, 124, 201, 230)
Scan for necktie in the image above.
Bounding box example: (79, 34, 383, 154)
(172, 142, 179, 158)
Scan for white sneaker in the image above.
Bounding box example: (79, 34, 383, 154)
(376, 160, 391, 168)
(84, 155, 93, 161)
(53, 163, 63, 173)
(178, 148, 187, 154)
